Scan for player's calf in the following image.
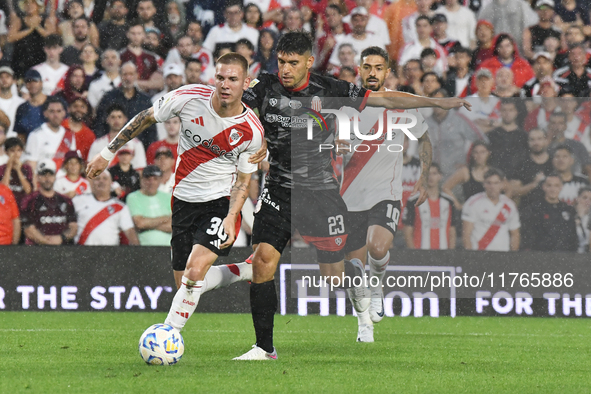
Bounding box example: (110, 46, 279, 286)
(201, 254, 254, 293)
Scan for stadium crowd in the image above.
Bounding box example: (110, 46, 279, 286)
(0, 0, 590, 253)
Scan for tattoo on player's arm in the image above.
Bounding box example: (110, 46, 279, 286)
(107, 108, 157, 152)
(418, 133, 432, 184)
(228, 172, 251, 217)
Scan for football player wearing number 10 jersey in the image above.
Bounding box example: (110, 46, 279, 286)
(85, 53, 267, 333)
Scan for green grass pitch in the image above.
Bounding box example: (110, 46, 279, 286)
(1, 312, 591, 393)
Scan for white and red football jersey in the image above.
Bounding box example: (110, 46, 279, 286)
(32, 62, 69, 96)
(73, 194, 134, 245)
(87, 135, 147, 170)
(24, 123, 76, 168)
(402, 193, 458, 250)
(152, 84, 264, 203)
(340, 102, 427, 212)
(54, 176, 91, 196)
(461, 192, 520, 251)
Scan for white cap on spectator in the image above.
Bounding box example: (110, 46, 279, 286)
(536, 0, 554, 8)
(163, 64, 184, 78)
(350, 7, 369, 17)
(533, 51, 554, 62)
(37, 159, 56, 174)
(475, 68, 493, 79)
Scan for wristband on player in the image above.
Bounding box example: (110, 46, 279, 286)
(100, 146, 116, 161)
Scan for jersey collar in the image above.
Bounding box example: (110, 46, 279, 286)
(285, 72, 310, 92)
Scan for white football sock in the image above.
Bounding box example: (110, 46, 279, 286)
(357, 309, 373, 326)
(202, 262, 253, 294)
(164, 276, 204, 331)
(368, 251, 389, 290)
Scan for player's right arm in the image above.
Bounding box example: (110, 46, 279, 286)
(367, 91, 471, 111)
(86, 107, 157, 179)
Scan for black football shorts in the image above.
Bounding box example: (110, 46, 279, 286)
(344, 200, 401, 253)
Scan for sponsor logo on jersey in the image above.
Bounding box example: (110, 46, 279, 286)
(289, 100, 302, 109)
(249, 79, 260, 88)
(269, 98, 277, 107)
(40, 216, 67, 224)
(40, 205, 48, 212)
(191, 116, 204, 126)
(229, 129, 243, 145)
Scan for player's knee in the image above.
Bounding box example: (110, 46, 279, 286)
(368, 243, 390, 260)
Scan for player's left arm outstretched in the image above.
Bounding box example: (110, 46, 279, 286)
(367, 90, 471, 111)
(86, 108, 157, 179)
(412, 132, 432, 206)
(220, 170, 252, 249)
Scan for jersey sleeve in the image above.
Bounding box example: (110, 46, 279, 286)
(405, 108, 428, 140)
(65, 197, 77, 224)
(23, 132, 39, 163)
(6, 188, 18, 219)
(507, 203, 521, 231)
(242, 74, 269, 111)
(237, 118, 264, 174)
(118, 204, 135, 232)
(461, 197, 475, 223)
(152, 87, 196, 123)
(325, 77, 371, 112)
(19, 195, 33, 228)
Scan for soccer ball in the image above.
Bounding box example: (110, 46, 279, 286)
(138, 324, 184, 365)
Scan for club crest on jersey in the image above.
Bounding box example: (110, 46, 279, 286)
(335, 237, 342, 246)
(60, 203, 67, 212)
(108, 206, 115, 215)
(311, 96, 321, 112)
(229, 129, 243, 145)
(562, 211, 570, 221)
(289, 100, 302, 109)
(0, 196, 4, 205)
(269, 98, 277, 107)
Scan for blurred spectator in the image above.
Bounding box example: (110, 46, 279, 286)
(245, 0, 287, 29)
(0, 66, 25, 137)
(342, 0, 390, 49)
(327, 43, 358, 77)
(402, 0, 434, 45)
(421, 72, 442, 96)
(401, 136, 421, 211)
(420, 48, 441, 77)
(61, 17, 91, 66)
(462, 168, 520, 251)
(383, 66, 400, 90)
(255, 29, 278, 75)
(186, 21, 214, 71)
(520, 173, 578, 252)
(574, 186, 591, 253)
(144, 27, 167, 59)
(487, 100, 528, 178)
(522, 0, 561, 61)
(134, 0, 172, 50)
(165, 1, 187, 44)
(0, 137, 33, 206)
(474, 34, 534, 92)
(14, 69, 47, 141)
(471, 19, 495, 70)
(98, 0, 129, 51)
(202, 0, 260, 54)
(554, 25, 587, 69)
(331, 7, 389, 67)
(244, 3, 263, 30)
(87, 49, 121, 109)
(315, 5, 349, 73)
(8, 0, 57, 78)
(444, 47, 472, 97)
(523, 82, 560, 131)
(493, 68, 520, 98)
(510, 128, 553, 206)
(384, 0, 417, 61)
(553, 44, 591, 97)
(165, 36, 196, 69)
(72, 170, 139, 245)
(185, 0, 224, 37)
(442, 140, 490, 208)
(21, 159, 77, 246)
(53, 150, 90, 198)
(58, 0, 98, 49)
(0, 126, 5, 164)
(282, 8, 304, 34)
(110, 147, 141, 201)
(460, 68, 500, 133)
(94, 62, 157, 149)
(435, 0, 476, 48)
(154, 147, 175, 193)
(62, 97, 95, 161)
(31, 34, 68, 96)
(551, 144, 589, 205)
(402, 163, 458, 249)
(24, 96, 73, 171)
(79, 43, 100, 84)
(431, 13, 461, 55)
(547, 112, 591, 177)
(120, 23, 164, 93)
(235, 39, 261, 78)
(126, 165, 172, 246)
(521, 52, 555, 98)
(542, 35, 561, 62)
(554, 0, 591, 36)
(398, 16, 447, 78)
(559, 92, 590, 146)
(184, 58, 203, 85)
(88, 103, 147, 170)
(152, 64, 184, 140)
(0, 182, 20, 245)
(425, 89, 486, 177)
(54, 65, 87, 104)
(478, 0, 537, 53)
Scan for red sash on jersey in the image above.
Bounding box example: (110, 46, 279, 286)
(573, 118, 587, 142)
(78, 203, 124, 245)
(477, 203, 511, 250)
(53, 128, 75, 169)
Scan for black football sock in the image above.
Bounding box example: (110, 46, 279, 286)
(250, 280, 277, 353)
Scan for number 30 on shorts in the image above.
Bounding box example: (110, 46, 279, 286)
(206, 217, 228, 241)
(328, 215, 345, 235)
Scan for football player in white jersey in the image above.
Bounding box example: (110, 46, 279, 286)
(339, 46, 432, 342)
(86, 53, 267, 332)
